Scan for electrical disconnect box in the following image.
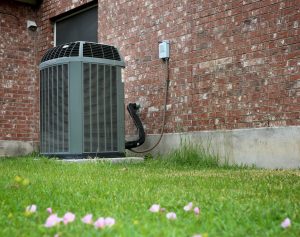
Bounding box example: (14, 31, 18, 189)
(159, 40, 170, 59)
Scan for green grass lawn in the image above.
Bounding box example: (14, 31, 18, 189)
(0, 154, 299, 237)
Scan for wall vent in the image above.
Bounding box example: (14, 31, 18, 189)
(39, 41, 125, 158)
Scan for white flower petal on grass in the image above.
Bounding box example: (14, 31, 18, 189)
(104, 217, 116, 227)
(281, 217, 291, 228)
(184, 202, 193, 211)
(81, 214, 93, 224)
(63, 212, 75, 225)
(149, 204, 160, 213)
(166, 212, 177, 220)
(94, 217, 105, 229)
(193, 235, 202, 237)
(26, 204, 37, 213)
(194, 207, 200, 215)
(44, 214, 62, 228)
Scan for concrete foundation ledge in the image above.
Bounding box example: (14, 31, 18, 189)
(59, 157, 144, 163)
(0, 140, 35, 157)
(128, 126, 300, 169)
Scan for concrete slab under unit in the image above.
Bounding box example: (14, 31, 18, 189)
(59, 157, 144, 163)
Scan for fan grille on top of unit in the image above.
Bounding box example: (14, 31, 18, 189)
(41, 42, 121, 63)
(82, 42, 121, 61)
(41, 42, 80, 62)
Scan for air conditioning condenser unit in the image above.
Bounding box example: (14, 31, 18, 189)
(39, 41, 126, 158)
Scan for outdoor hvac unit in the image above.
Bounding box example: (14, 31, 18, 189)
(39, 41, 125, 158)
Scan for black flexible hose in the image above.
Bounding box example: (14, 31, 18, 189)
(125, 103, 146, 149)
(129, 58, 170, 153)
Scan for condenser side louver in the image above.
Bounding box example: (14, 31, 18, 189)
(39, 41, 125, 158)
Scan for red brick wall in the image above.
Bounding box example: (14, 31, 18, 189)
(2, 0, 300, 146)
(0, 0, 39, 142)
(0, 0, 94, 144)
(98, 0, 300, 133)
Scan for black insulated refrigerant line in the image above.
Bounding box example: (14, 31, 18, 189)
(126, 58, 170, 153)
(125, 103, 146, 149)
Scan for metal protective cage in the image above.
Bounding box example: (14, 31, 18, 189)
(39, 41, 125, 158)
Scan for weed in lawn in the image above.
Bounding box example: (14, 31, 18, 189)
(149, 141, 256, 170)
(151, 142, 220, 168)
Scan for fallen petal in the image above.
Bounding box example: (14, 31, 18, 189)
(192, 235, 202, 237)
(44, 214, 62, 228)
(194, 207, 200, 215)
(281, 217, 291, 228)
(47, 208, 52, 214)
(26, 204, 37, 213)
(82, 214, 93, 224)
(104, 217, 116, 227)
(149, 204, 160, 213)
(94, 217, 105, 229)
(166, 212, 177, 220)
(184, 202, 193, 212)
(63, 212, 75, 225)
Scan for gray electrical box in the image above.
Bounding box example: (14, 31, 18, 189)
(39, 41, 125, 158)
(159, 40, 170, 59)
